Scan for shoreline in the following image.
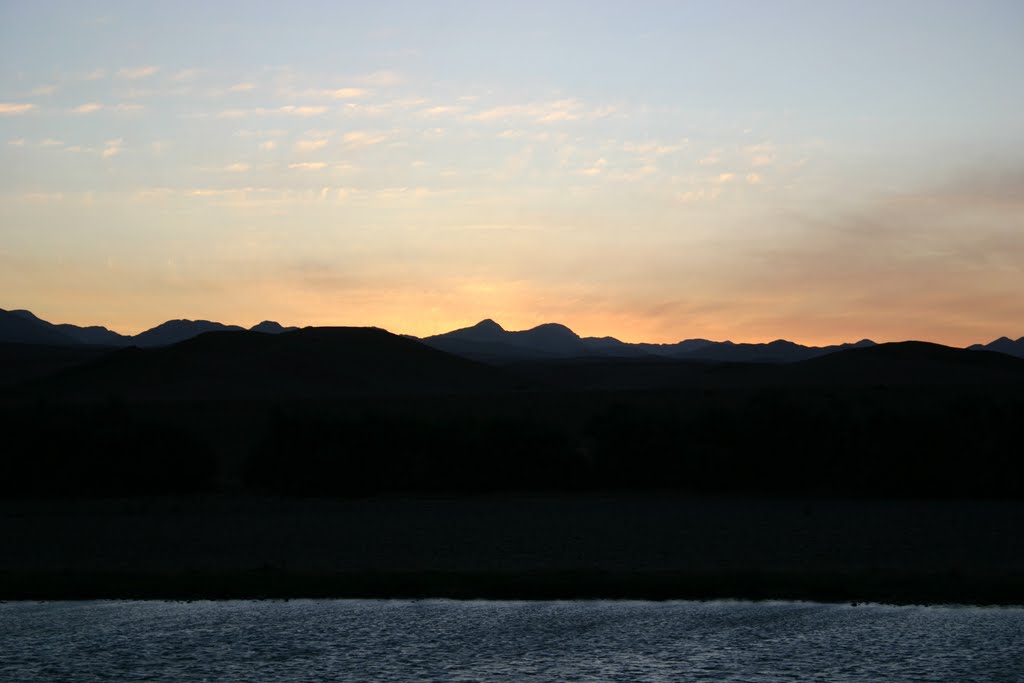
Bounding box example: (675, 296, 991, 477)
(4, 495, 1022, 606)
(4, 569, 1024, 606)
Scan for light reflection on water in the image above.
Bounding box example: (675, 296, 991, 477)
(1, 600, 1022, 681)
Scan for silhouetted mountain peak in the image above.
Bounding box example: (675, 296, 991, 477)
(250, 320, 296, 334)
(132, 319, 246, 347)
(473, 319, 505, 333)
(0, 308, 77, 346)
(9, 309, 43, 322)
(527, 322, 580, 340)
(966, 335, 1024, 358)
(1, 308, 129, 346)
(421, 318, 589, 361)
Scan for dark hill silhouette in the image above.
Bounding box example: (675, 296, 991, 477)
(506, 341, 1024, 392)
(0, 342, 116, 388)
(0, 308, 298, 347)
(782, 341, 1024, 385)
(582, 336, 718, 358)
(5, 332, 1024, 503)
(131, 319, 246, 347)
(420, 318, 879, 363)
(0, 309, 78, 345)
(675, 338, 877, 363)
(3, 306, 1022, 365)
(3, 309, 130, 346)
(250, 320, 298, 334)
(968, 336, 1024, 359)
(22, 326, 510, 400)
(423, 319, 591, 361)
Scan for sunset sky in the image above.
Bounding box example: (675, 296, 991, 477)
(2, 1, 1022, 345)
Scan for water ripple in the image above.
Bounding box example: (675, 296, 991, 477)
(1, 600, 1022, 682)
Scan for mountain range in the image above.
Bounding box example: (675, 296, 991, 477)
(19, 326, 508, 400)
(2, 307, 1022, 362)
(420, 319, 880, 363)
(0, 308, 296, 348)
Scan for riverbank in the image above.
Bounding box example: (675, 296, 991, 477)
(2, 496, 1022, 604)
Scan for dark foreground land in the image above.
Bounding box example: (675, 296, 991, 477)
(2, 495, 1023, 605)
(2, 330, 1024, 604)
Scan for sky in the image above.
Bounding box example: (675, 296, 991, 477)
(1, 1, 1022, 345)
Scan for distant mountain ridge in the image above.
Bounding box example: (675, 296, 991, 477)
(422, 318, 878, 364)
(2, 307, 1021, 362)
(0, 308, 296, 348)
(968, 336, 1024, 359)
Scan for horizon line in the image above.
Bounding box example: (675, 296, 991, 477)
(5, 305, 1019, 350)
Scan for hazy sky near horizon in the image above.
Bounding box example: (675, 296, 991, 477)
(2, 1, 1022, 344)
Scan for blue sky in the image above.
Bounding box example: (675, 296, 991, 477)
(2, 1, 1022, 344)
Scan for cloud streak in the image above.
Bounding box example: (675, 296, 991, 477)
(117, 66, 159, 80)
(215, 105, 328, 119)
(101, 139, 123, 158)
(342, 131, 389, 147)
(465, 99, 615, 124)
(0, 103, 35, 114)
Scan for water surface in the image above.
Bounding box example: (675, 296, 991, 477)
(2, 600, 1021, 681)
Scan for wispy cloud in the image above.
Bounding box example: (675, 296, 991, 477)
(746, 143, 776, 167)
(357, 70, 402, 87)
(342, 131, 389, 147)
(74, 102, 103, 114)
(40, 138, 64, 147)
(623, 141, 686, 157)
(465, 98, 614, 124)
(0, 103, 35, 115)
(214, 105, 328, 119)
(288, 162, 327, 170)
(677, 187, 722, 203)
(235, 128, 288, 138)
(296, 138, 330, 151)
(281, 105, 328, 116)
(419, 105, 465, 117)
(296, 87, 369, 100)
(496, 129, 569, 143)
(173, 68, 202, 82)
(29, 84, 57, 96)
(227, 82, 256, 93)
(224, 163, 251, 172)
(580, 158, 608, 176)
(259, 140, 276, 151)
(117, 66, 159, 80)
(101, 139, 123, 158)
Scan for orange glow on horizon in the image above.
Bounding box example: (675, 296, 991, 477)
(23, 298, 1016, 350)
